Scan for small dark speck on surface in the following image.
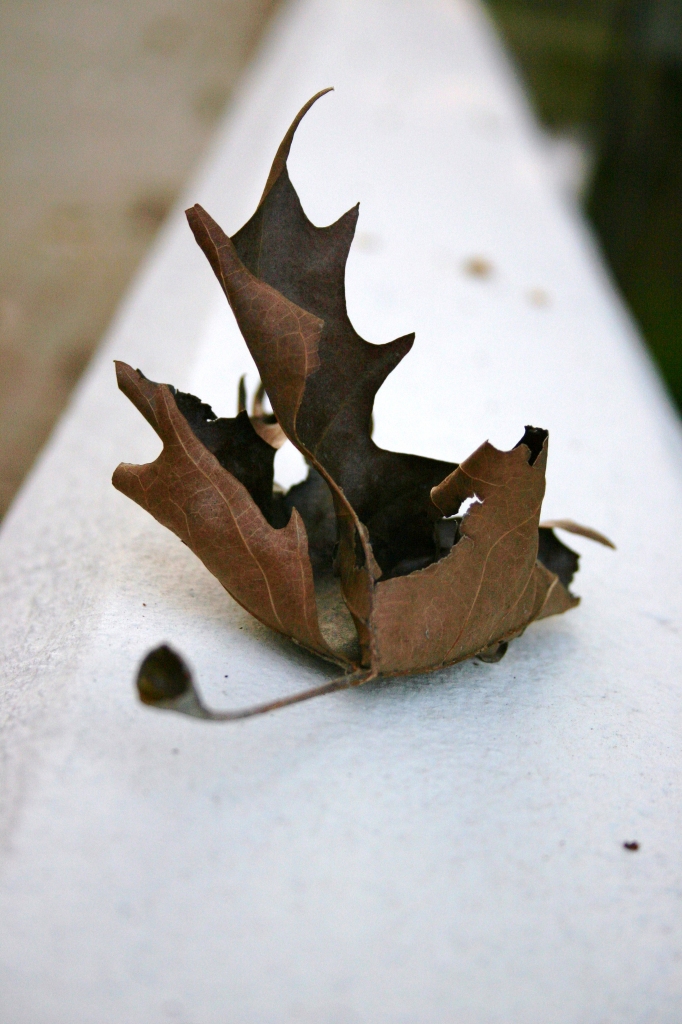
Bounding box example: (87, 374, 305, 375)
(224, 675, 228, 678)
(464, 256, 493, 278)
(142, 603, 146, 606)
(171, 748, 179, 755)
(528, 287, 550, 306)
(623, 841, 639, 851)
(354, 232, 382, 252)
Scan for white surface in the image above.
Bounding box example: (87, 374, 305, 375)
(2, 1, 682, 1021)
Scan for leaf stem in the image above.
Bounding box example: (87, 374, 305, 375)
(205, 672, 369, 720)
(136, 644, 371, 721)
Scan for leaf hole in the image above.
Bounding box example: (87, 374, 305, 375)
(459, 495, 482, 518)
(431, 496, 483, 564)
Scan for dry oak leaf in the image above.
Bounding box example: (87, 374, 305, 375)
(114, 89, 613, 721)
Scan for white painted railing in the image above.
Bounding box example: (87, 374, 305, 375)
(2, 1, 682, 1020)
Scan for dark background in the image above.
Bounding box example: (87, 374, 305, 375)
(486, 0, 682, 410)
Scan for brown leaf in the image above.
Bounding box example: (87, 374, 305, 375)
(113, 91, 612, 719)
(370, 431, 567, 675)
(186, 139, 454, 580)
(113, 362, 349, 666)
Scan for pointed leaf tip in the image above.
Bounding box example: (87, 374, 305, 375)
(259, 87, 335, 205)
(540, 519, 616, 549)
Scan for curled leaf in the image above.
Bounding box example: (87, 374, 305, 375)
(113, 362, 352, 665)
(114, 91, 613, 719)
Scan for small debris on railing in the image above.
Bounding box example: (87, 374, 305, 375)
(463, 255, 493, 277)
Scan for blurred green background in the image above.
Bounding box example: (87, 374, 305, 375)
(486, 0, 682, 411)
